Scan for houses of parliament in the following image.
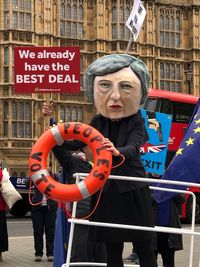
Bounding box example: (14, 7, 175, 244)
(0, 0, 199, 177)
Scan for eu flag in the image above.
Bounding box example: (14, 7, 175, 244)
(153, 98, 200, 203)
(53, 168, 70, 267)
(53, 201, 69, 267)
(50, 117, 69, 267)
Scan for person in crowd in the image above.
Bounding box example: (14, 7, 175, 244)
(125, 172, 184, 267)
(52, 143, 106, 265)
(150, 173, 184, 267)
(43, 53, 157, 267)
(0, 168, 8, 262)
(30, 167, 58, 262)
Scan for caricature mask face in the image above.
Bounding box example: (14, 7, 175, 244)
(93, 67, 142, 119)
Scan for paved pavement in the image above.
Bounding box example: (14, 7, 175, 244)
(1, 226, 200, 267)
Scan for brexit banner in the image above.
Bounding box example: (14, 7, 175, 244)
(14, 46, 80, 93)
(140, 109, 172, 175)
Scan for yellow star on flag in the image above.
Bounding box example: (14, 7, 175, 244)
(195, 118, 200, 125)
(185, 137, 195, 146)
(176, 148, 184, 156)
(193, 127, 200, 134)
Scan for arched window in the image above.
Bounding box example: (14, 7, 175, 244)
(164, 16, 169, 30)
(3, 102, 8, 137)
(4, 0, 9, 10)
(19, 0, 24, 10)
(160, 15, 164, 30)
(78, 107, 83, 122)
(61, 2, 83, 38)
(66, 107, 71, 122)
(176, 17, 180, 31)
(160, 11, 180, 48)
(160, 63, 164, 78)
(78, 5, 83, 20)
(80, 56, 83, 72)
(170, 32, 174, 47)
(112, 7, 117, 22)
(125, 7, 129, 20)
(120, 25, 124, 39)
(160, 62, 181, 92)
(71, 107, 77, 121)
(4, 47, 9, 65)
(170, 64, 175, 79)
(11, 102, 31, 138)
(160, 32, 164, 46)
(72, 22, 77, 37)
(165, 32, 169, 46)
(4, 101, 8, 120)
(175, 64, 180, 80)
(72, 5, 77, 20)
(66, 4, 71, 19)
(170, 16, 174, 31)
(60, 3, 65, 19)
(166, 63, 170, 79)
(18, 102, 24, 120)
(60, 106, 65, 121)
(176, 33, 180, 47)
(120, 7, 124, 22)
(12, 102, 17, 119)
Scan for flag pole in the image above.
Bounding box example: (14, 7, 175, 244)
(126, 34, 134, 54)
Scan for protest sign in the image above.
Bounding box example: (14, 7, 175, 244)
(140, 109, 172, 175)
(126, 0, 147, 42)
(14, 46, 80, 93)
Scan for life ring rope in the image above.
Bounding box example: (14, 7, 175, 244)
(29, 122, 112, 202)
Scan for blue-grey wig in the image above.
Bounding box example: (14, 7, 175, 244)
(83, 54, 150, 104)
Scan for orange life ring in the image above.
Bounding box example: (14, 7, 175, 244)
(29, 122, 112, 202)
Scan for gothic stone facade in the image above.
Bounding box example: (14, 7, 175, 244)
(0, 0, 199, 176)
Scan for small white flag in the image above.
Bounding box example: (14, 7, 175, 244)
(126, 0, 147, 42)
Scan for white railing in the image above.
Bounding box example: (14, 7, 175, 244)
(62, 174, 200, 267)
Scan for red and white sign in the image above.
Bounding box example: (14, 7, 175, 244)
(14, 46, 80, 93)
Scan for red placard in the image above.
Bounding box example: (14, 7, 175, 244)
(14, 46, 80, 93)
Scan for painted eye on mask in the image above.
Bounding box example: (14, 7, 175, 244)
(119, 83, 134, 94)
(98, 80, 112, 92)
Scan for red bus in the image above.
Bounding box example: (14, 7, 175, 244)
(144, 89, 200, 223)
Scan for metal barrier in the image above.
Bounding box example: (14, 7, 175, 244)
(62, 174, 200, 267)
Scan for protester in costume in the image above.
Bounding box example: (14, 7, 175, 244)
(43, 54, 157, 267)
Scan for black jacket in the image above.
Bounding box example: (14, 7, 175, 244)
(52, 145, 92, 217)
(28, 171, 58, 208)
(61, 111, 148, 193)
(153, 195, 184, 251)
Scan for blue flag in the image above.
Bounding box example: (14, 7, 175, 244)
(53, 169, 70, 267)
(53, 204, 69, 267)
(153, 98, 200, 203)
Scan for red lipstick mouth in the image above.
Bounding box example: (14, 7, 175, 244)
(109, 105, 122, 109)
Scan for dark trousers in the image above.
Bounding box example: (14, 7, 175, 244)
(31, 205, 57, 257)
(105, 240, 158, 267)
(71, 224, 106, 265)
(155, 249, 175, 267)
(0, 211, 8, 252)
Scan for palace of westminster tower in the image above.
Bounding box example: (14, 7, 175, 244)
(0, 0, 199, 177)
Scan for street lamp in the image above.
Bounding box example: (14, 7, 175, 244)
(185, 71, 193, 94)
